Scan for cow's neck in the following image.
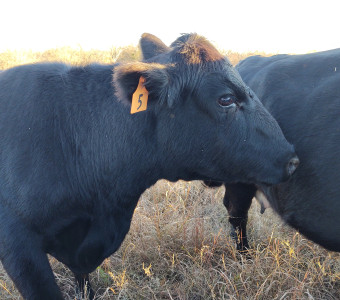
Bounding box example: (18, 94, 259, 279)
(63, 102, 162, 202)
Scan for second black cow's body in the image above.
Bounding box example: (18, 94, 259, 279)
(222, 50, 340, 252)
(232, 50, 340, 252)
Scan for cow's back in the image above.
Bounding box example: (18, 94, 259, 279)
(236, 49, 340, 250)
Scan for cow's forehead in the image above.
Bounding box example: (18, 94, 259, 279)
(225, 67, 246, 91)
(170, 33, 224, 64)
(145, 33, 247, 94)
(204, 64, 247, 94)
(147, 34, 234, 72)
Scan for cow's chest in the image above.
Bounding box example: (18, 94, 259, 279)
(46, 210, 133, 274)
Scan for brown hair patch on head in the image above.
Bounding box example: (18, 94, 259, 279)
(171, 33, 225, 64)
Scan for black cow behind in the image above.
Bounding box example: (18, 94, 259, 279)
(0, 34, 297, 299)
(220, 50, 340, 253)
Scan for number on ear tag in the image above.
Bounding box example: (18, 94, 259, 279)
(131, 76, 149, 114)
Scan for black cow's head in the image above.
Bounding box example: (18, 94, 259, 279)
(113, 33, 298, 185)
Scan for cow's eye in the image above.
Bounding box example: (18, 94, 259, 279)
(218, 95, 237, 108)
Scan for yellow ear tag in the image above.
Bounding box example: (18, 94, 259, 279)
(131, 76, 149, 114)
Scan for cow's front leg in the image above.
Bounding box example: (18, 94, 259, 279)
(223, 183, 256, 251)
(74, 273, 94, 300)
(0, 210, 63, 299)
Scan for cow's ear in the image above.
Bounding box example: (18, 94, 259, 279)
(113, 62, 171, 107)
(140, 33, 170, 60)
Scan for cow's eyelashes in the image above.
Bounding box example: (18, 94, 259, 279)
(218, 94, 237, 108)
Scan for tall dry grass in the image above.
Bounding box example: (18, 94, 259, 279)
(0, 48, 339, 299)
(0, 45, 140, 69)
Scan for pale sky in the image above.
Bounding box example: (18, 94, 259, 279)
(0, 0, 339, 54)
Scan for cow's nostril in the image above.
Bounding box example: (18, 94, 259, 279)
(287, 156, 300, 176)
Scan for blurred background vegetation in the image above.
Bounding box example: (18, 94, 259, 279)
(0, 45, 270, 69)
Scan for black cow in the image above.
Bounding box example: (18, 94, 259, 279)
(140, 35, 340, 253)
(0, 33, 297, 300)
(221, 50, 340, 252)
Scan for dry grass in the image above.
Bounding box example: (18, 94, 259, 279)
(0, 48, 339, 299)
(0, 45, 141, 69)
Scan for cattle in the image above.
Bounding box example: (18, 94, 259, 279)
(220, 50, 340, 253)
(0, 33, 297, 300)
(140, 35, 340, 253)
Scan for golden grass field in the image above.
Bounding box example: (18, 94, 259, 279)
(0, 47, 339, 299)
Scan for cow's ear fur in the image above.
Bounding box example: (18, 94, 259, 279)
(140, 33, 170, 60)
(113, 62, 172, 107)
